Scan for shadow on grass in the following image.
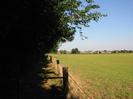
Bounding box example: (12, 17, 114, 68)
(1, 53, 79, 99)
(19, 59, 65, 99)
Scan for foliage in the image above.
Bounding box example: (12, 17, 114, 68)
(71, 48, 80, 54)
(112, 50, 133, 53)
(0, 0, 104, 53)
(58, 0, 105, 41)
(51, 0, 105, 51)
(0, 0, 104, 54)
(0, 0, 104, 98)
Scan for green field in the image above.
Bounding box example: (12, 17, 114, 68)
(50, 53, 133, 99)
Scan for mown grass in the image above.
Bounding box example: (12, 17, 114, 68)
(50, 53, 133, 99)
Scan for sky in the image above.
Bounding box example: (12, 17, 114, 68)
(59, 0, 133, 51)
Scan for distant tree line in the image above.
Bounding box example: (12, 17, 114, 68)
(59, 49, 133, 54)
(59, 48, 80, 54)
(111, 50, 133, 53)
(60, 50, 67, 54)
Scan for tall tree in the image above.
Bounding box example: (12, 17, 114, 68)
(0, 0, 104, 98)
(51, 0, 105, 51)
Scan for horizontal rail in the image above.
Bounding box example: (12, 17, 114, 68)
(49, 56, 90, 98)
(43, 77, 63, 79)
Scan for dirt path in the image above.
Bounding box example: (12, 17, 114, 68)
(19, 63, 65, 99)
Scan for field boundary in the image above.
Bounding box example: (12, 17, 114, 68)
(49, 56, 90, 99)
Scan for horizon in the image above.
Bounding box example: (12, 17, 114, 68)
(59, 0, 133, 51)
(58, 49, 133, 52)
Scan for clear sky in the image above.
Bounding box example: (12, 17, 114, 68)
(59, 0, 133, 51)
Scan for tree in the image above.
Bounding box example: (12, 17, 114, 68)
(50, 0, 105, 51)
(0, 0, 104, 56)
(71, 48, 80, 54)
(0, 0, 104, 98)
(57, 0, 105, 41)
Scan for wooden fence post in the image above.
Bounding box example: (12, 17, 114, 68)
(57, 60, 59, 64)
(56, 60, 60, 75)
(63, 67, 69, 93)
(50, 56, 52, 63)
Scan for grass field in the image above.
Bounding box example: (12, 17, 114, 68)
(50, 53, 133, 99)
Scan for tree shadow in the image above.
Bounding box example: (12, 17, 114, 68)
(18, 55, 66, 99)
(0, 50, 81, 99)
(0, 53, 66, 99)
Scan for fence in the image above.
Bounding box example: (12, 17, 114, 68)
(49, 56, 90, 99)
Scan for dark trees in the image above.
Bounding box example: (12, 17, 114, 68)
(0, 0, 104, 60)
(0, 1, 61, 98)
(0, 0, 103, 98)
(71, 48, 80, 54)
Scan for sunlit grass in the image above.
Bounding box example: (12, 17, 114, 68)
(50, 53, 133, 99)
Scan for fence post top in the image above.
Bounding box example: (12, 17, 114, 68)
(57, 60, 60, 64)
(63, 66, 68, 69)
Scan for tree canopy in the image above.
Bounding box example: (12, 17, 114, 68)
(53, 0, 105, 49)
(0, 0, 104, 98)
(0, 0, 104, 53)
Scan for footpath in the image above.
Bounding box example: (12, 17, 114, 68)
(19, 63, 65, 99)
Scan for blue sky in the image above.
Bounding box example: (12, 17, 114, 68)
(59, 0, 133, 51)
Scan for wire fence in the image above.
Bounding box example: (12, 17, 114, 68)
(49, 56, 91, 99)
